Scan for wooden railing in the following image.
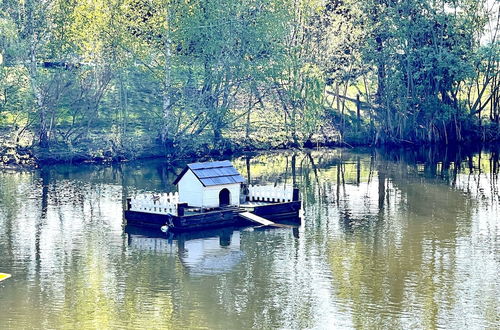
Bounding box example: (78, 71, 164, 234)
(247, 185, 294, 203)
(129, 192, 179, 215)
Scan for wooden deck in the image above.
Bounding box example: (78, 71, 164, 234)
(125, 200, 301, 232)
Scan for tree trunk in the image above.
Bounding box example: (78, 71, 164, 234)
(213, 124, 222, 146)
(25, 0, 49, 148)
(375, 37, 386, 106)
(356, 94, 361, 132)
(291, 105, 298, 146)
(246, 93, 252, 139)
(375, 33, 389, 141)
(160, 5, 172, 145)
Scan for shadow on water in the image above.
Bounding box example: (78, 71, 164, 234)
(0, 145, 498, 329)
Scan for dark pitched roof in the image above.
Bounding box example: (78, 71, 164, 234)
(173, 160, 245, 187)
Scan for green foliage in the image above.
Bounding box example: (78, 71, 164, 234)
(0, 0, 498, 159)
(353, 0, 498, 143)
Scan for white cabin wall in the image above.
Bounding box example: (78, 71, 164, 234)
(202, 183, 241, 208)
(178, 169, 204, 207)
(229, 184, 241, 205)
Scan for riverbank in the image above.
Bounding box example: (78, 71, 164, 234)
(0, 138, 316, 168)
(1, 122, 499, 168)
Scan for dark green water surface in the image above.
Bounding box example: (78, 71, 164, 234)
(0, 148, 499, 329)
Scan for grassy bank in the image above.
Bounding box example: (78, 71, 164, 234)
(2, 120, 499, 168)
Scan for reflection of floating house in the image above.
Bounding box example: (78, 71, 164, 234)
(178, 230, 243, 276)
(124, 161, 301, 232)
(125, 225, 244, 276)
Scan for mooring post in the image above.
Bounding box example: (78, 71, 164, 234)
(177, 203, 188, 216)
(293, 188, 300, 201)
(126, 198, 132, 210)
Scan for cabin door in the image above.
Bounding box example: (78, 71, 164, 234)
(219, 188, 231, 206)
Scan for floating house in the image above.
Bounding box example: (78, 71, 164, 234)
(172, 161, 245, 208)
(124, 160, 302, 232)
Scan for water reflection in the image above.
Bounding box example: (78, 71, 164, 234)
(126, 226, 245, 276)
(0, 146, 498, 329)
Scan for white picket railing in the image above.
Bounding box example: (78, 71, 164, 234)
(247, 185, 293, 203)
(129, 192, 179, 215)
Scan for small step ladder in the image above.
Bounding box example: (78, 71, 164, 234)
(239, 212, 292, 228)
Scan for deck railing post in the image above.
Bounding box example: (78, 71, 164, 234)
(293, 188, 300, 201)
(177, 203, 188, 216)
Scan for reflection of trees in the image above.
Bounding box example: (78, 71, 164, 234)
(180, 229, 315, 329)
(1, 147, 499, 328)
(43, 238, 179, 328)
(0, 168, 180, 328)
(0, 171, 35, 269)
(238, 146, 498, 328)
(324, 147, 498, 329)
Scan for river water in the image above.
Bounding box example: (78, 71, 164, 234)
(0, 147, 498, 329)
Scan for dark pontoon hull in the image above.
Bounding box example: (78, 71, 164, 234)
(124, 201, 301, 232)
